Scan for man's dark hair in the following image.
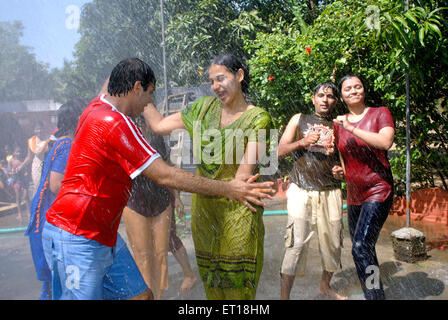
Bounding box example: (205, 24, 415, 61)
(108, 58, 156, 97)
(211, 54, 250, 94)
(55, 98, 88, 137)
(313, 82, 339, 99)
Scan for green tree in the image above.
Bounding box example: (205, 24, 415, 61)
(56, 0, 166, 99)
(164, 0, 332, 86)
(165, 0, 248, 85)
(0, 21, 57, 102)
(57, 0, 321, 99)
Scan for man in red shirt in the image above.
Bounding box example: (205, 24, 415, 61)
(42, 58, 273, 300)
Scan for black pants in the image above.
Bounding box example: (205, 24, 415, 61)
(347, 193, 393, 300)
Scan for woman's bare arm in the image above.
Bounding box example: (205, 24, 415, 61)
(334, 115, 395, 150)
(142, 103, 185, 135)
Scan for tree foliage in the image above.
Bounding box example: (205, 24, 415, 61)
(56, 0, 324, 97)
(54, 0, 166, 100)
(0, 21, 57, 102)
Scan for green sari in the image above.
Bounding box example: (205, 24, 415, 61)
(181, 96, 272, 300)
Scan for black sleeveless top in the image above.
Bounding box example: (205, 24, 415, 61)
(289, 113, 341, 191)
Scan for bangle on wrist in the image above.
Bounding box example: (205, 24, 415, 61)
(350, 126, 356, 134)
(297, 140, 304, 149)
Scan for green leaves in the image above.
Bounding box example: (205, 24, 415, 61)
(0, 21, 58, 102)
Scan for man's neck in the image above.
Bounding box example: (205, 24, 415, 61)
(315, 112, 331, 119)
(104, 94, 132, 116)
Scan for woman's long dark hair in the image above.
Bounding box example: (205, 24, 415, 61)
(54, 98, 88, 138)
(39, 98, 87, 176)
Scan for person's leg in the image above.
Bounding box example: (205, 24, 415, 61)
(128, 289, 153, 300)
(39, 280, 52, 300)
(122, 207, 153, 288)
(315, 189, 347, 300)
(172, 245, 198, 292)
(29, 231, 52, 299)
(280, 184, 313, 300)
(148, 205, 172, 299)
(169, 212, 197, 292)
(319, 270, 347, 300)
(103, 233, 152, 300)
(280, 273, 296, 300)
(13, 184, 22, 222)
(22, 187, 30, 220)
(347, 204, 362, 242)
(350, 195, 393, 300)
(42, 222, 113, 300)
(42, 223, 62, 300)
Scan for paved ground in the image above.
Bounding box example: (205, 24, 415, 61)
(0, 196, 447, 300)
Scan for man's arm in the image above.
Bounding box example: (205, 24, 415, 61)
(278, 114, 320, 158)
(142, 158, 274, 212)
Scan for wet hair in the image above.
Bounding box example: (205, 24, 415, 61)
(338, 74, 368, 99)
(108, 58, 156, 97)
(210, 54, 250, 94)
(55, 98, 88, 138)
(313, 82, 339, 99)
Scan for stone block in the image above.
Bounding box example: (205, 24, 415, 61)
(391, 227, 428, 263)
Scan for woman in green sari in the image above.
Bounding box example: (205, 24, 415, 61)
(143, 54, 272, 300)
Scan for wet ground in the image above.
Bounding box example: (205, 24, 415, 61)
(0, 196, 447, 300)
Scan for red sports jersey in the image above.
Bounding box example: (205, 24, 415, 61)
(334, 106, 395, 205)
(46, 94, 160, 246)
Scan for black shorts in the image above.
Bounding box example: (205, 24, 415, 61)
(127, 175, 171, 217)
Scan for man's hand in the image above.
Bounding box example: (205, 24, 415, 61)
(301, 132, 320, 148)
(228, 174, 275, 212)
(332, 165, 345, 180)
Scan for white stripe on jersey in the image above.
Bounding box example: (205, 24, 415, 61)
(130, 153, 161, 180)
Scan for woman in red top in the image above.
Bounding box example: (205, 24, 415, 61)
(333, 75, 395, 300)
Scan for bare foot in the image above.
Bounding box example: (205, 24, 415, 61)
(179, 275, 197, 292)
(319, 287, 348, 300)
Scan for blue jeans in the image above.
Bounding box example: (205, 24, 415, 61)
(42, 222, 147, 300)
(347, 194, 393, 300)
